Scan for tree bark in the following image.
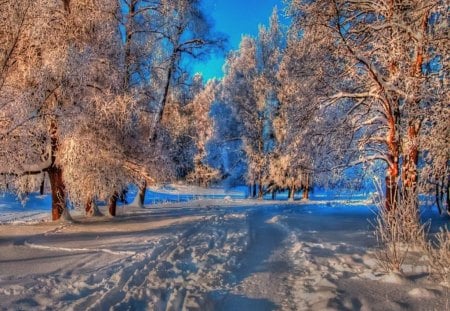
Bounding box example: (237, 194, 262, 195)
(385, 112, 400, 211)
(39, 175, 45, 195)
(436, 182, 443, 215)
(47, 166, 66, 221)
(289, 186, 295, 201)
(108, 192, 119, 216)
(252, 183, 257, 198)
(272, 190, 276, 200)
(258, 183, 263, 199)
(402, 121, 420, 197)
(85, 198, 93, 215)
(302, 187, 309, 200)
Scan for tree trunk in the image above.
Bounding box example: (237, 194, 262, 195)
(385, 174, 398, 211)
(85, 198, 93, 214)
(289, 186, 295, 201)
(385, 112, 400, 211)
(302, 187, 309, 200)
(85, 198, 103, 217)
(39, 175, 45, 195)
(402, 121, 420, 202)
(138, 180, 146, 207)
(436, 182, 443, 215)
(252, 183, 257, 198)
(131, 180, 146, 208)
(272, 190, 276, 200)
(258, 183, 263, 200)
(152, 54, 176, 141)
(108, 192, 119, 216)
(48, 166, 65, 221)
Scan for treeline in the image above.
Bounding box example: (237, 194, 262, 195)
(198, 1, 449, 212)
(0, 1, 448, 220)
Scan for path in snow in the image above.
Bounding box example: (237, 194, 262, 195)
(0, 203, 448, 310)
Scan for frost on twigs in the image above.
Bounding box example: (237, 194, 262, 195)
(426, 227, 450, 286)
(374, 189, 426, 273)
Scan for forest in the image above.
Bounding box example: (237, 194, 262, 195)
(0, 0, 449, 310)
(1, 0, 448, 219)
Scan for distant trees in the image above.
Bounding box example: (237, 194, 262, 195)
(117, 0, 225, 207)
(220, 10, 286, 199)
(186, 79, 221, 187)
(273, 29, 326, 200)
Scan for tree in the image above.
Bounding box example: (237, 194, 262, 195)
(221, 36, 266, 198)
(186, 79, 221, 187)
(119, 0, 226, 207)
(220, 10, 284, 199)
(0, 0, 152, 219)
(289, 0, 449, 210)
(273, 29, 326, 200)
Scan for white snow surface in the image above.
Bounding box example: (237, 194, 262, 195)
(0, 189, 448, 310)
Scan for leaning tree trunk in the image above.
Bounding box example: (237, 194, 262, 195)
(47, 166, 66, 221)
(108, 192, 119, 217)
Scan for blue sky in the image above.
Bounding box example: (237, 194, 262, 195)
(193, 0, 285, 81)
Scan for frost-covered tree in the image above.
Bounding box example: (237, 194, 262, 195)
(0, 0, 155, 219)
(119, 0, 225, 206)
(186, 79, 221, 187)
(220, 10, 284, 199)
(272, 30, 325, 200)
(207, 93, 247, 189)
(290, 0, 449, 210)
(221, 36, 268, 198)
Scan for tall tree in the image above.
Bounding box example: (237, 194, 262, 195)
(290, 0, 448, 210)
(0, 0, 152, 219)
(221, 10, 284, 199)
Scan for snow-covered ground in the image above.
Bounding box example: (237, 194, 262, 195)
(0, 188, 449, 310)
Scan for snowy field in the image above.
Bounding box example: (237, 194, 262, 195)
(0, 188, 449, 310)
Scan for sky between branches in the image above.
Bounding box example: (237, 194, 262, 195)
(193, 0, 285, 80)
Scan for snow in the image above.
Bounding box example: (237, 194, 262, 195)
(0, 187, 448, 310)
